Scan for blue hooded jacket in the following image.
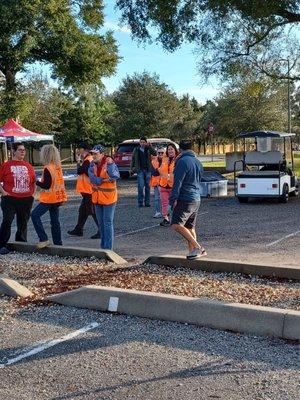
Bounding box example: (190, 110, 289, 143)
(169, 150, 203, 206)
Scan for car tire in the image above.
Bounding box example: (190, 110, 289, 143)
(279, 184, 289, 203)
(238, 196, 248, 203)
(120, 172, 130, 179)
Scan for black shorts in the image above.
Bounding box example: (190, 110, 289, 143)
(171, 200, 200, 229)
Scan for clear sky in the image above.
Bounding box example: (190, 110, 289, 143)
(102, 1, 220, 103)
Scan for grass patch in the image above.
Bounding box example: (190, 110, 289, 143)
(202, 161, 226, 168)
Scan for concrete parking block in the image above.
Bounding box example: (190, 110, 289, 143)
(7, 242, 127, 264)
(47, 285, 299, 340)
(0, 276, 33, 298)
(143, 255, 300, 280)
(282, 311, 300, 340)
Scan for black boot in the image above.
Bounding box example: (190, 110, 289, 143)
(90, 232, 100, 239)
(67, 229, 83, 236)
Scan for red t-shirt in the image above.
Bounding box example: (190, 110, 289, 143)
(0, 160, 36, 198)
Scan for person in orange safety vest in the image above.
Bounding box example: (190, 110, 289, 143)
(158, 143, 178, 227)
(88, 144, 120, 250)
(149, 148, 165, 218)
(31, 144, 67, 249)
(67, 144, 99, 239)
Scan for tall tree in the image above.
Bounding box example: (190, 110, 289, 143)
(110, 72, 180, 142)
(0, 0, 118, 118)
(203, 78, 289, 140)
(59, 84, 116, 145)
(116, 0, 300, 81)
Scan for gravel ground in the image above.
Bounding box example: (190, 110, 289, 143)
(1, 252, 299, 311)
(0, 305, 299, 400)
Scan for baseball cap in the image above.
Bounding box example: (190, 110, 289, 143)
(90, 144, 106, 154)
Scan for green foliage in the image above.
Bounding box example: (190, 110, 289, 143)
(0, 0, 118, 118)
(116, 0, 300, 81)
(59, 84, 116, 145)
(202, 77, 290, 140)
(110, 72, 181, 142)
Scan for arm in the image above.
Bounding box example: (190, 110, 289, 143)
(169, 159, 186, 207)
(88, 161, 103, 185)
(106, 162, 120, 181)
(0, 166, 8, 196)
(77, 159, 90, 176)
(36, 168, 52, 190)
(130, 148, 137, 173)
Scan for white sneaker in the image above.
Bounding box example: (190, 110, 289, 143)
(153, 212, 162, 218)
(186, 247, 207, 260)
(36, 240, 50, 249)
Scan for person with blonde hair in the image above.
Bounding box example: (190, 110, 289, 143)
(31, 144, 67, 248)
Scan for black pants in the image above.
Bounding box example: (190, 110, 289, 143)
(74, 193, 98, 232)
(0, 196, 34, 247)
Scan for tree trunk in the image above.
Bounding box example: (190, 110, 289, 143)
(1, 70, 18, 120)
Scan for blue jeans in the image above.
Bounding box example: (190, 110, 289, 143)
(95, 203, 116, 250)
(153, 186, 161, 214)
(137, 170, 151, 206)
(31, 203, 62, 245)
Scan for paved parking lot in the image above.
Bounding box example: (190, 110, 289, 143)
(3, 178, 300, 266)
(1, 305, 299, 400)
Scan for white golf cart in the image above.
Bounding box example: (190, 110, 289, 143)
(234, 131, 298, 203)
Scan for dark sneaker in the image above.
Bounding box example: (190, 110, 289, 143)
(160, 218, 170, 227)
(186, 247, 207, 260)
(91, 232, 100, 239)
(0, 247, 10, 255)
(67, 229, 83, 236)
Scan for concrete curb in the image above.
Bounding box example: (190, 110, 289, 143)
(143, 256, 300, 280)
(0, 276, 33, 298)
(7, 242, 127, 264)
(47, 285, 300, 340)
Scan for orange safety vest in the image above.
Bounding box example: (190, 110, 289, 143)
(149, 156, 161, 187)
(158, 156, 175, 188)
(39, 163, 67, 204)
(76, 155, 93, 194)
(91, 163, 117, 205)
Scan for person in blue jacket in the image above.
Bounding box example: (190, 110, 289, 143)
(169, 139, 207, 260)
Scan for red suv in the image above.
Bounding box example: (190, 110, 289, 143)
(114, 138, 178, 178)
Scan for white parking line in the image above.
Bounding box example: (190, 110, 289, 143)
(115, 224, 160, 237)
(115, 212, 209, 238)
(266, 230, 300, 247)
(0, 322, 99, 369)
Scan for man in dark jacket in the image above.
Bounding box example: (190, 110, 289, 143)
(169, 139, 207, 260)
(130, 137, 156, 207)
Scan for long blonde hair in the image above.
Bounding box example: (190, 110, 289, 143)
(40, 144, 61, 166)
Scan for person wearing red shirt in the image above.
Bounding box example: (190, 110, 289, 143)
(0, 142, 36, 255)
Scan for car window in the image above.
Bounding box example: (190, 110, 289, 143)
(117, 144, 138, 153)
(152, 141, 170, 149)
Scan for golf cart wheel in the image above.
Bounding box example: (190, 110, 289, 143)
(120, 171, 130, 179)
(238, 196, 248, 203)
(279, 184, 289, 203)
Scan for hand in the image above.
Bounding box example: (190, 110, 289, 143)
(1, 190, 8, 197)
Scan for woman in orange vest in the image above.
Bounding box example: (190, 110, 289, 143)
(31, 144, 67, 248)
(149, 148, 165, 218)
(67, 144, 99, 239)
(88, 144, 120, 250)
(158, 143, 179, 226)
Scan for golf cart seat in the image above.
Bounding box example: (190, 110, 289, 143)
(245, 151, 283, 165)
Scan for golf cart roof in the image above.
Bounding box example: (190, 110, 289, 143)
(236, 131, 296, 139)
